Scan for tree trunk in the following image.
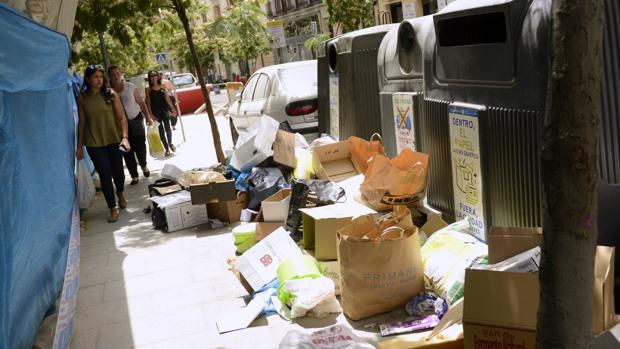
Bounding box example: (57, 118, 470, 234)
(172, 0, 225, 164)
(98, 31, 111, 74)
(537, 1, 603, 348)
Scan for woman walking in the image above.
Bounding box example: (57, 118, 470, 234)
(146, 70, 177, 156)
(76, 64, 130, 223)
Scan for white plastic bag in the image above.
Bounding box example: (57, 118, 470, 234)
(279, 325, 375, 349)
(147, 122, 165, 158)
(77, 159, 95, 209)
(283, 276, 342, 319)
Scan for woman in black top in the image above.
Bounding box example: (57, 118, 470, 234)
(145, 70, 178, 156)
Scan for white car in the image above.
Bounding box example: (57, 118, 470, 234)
(228, 60, 318, 136)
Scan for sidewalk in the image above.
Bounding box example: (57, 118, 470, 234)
(71, 113, 405, 348)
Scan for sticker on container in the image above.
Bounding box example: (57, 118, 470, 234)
(392, 93, 417, 152)
(329, 73, 339, 140)
(449, 104, 486, 241)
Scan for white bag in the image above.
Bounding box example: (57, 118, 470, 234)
(147, 122, 165, 158)
(279, 325, 375, 349)
(77, 159, 95, 209)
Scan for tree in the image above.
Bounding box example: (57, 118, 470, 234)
(537, 0, 604, 348)
(171, 0, 225, 163)
(323, 0, 373, 34)
(73, 0, 156, 71)
(208, 0, 271, 71)
(304, 33, 331, 54)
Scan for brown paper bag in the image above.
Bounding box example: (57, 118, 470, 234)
(348, 134, 385, 174)
(593, 246, 616, 334)
(360, 149, 429, 211)
(337, 207, 424, 320)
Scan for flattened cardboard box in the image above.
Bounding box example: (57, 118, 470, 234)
(487, 226, 543, 264)
(273, 129, 296, 169)
(300, 202, 376, 260)
(190, 180, 237, 205)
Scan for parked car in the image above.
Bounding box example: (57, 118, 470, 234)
(170, 73, 207, 115)
(228, 60, 318, 136)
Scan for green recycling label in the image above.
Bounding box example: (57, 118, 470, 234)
(449, 104, 486, 241)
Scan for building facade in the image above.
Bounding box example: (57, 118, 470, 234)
(375, 0, 454, 24)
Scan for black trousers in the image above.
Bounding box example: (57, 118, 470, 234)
(156, 111, 173, 151)
(124, 114, 148, 178)
(87, 144, 125, 208)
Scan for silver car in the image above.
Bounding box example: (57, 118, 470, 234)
(229, 60, 318, 136)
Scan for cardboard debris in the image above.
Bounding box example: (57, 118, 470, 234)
(273, 129, 297, 169)
(164, 201, 209, 233)
(230, 116, 279, 172)
(300, 202, 376, 260)
(261, 188, 292, 222)
(207, 191, 249, 224)
(487, 227, 543, 264)
(313, 141, 361, 182)
(215, 293, 268, 333)
(190, 180, 237, 205)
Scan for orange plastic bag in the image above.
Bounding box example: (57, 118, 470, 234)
(348, 134, 384, 174)
(360, 149, 429, 211)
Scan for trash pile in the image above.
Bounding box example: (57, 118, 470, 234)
(144, 116, 619, 349)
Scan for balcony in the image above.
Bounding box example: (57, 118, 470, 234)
(268, 0, 322, 17)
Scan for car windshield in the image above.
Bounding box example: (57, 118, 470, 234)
(278, 64, 317, 95)
(172, 74, 195, 87)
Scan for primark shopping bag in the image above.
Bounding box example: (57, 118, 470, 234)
(337, 206, 423, 320)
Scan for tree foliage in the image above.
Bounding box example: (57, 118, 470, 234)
(323, 0, 374, 33)
(304, 33, 330, 52)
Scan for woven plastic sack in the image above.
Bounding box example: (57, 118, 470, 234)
(77, 159, 95, 209)
(147, 122, 165, 158)
(420, 220, 488, 306)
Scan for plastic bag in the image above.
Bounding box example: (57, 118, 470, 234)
(246, 167, 287, 211)
(282, 277, 342, 318)
(285, 179, 346, 235)
(77, 159, 95, 209)
(421, 220, 488, 306)
(279, 325, 375, 349)
(147, 122, 165, 158)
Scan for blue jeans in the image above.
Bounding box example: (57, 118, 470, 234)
(87, 144, 125, 208)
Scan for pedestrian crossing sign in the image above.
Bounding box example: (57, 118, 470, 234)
(155, 52, 168, 65)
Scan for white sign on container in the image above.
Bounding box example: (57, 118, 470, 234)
(267, 20, 287, 49)
(329, 74, 339, 140)
(449, 104, 486, 241)
(392, 93, 417, 152)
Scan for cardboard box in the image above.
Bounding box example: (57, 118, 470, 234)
(207, 191, 249, 224)
(255, 222, 284, 241)
(463, 246, 617, 349)
(261, 188, 291, 222)
(300, 202, 376, 260)
(190, 180, 237, 205)
(235, 228, 302, 290)
(313, 141, 361, 182)
(164, 201, 209, 232)
(487, 227, 543, 264)
(230, 116, 279, 172)
(273, 129, 296, 169)
(474, 246, 541, 273)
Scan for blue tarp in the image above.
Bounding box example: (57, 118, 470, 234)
(0, 3, 75, 349)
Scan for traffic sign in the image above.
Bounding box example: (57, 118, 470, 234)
(155, 52, 168, 65)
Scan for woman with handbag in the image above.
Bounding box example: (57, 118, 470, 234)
(145, 70, 178, 156)
(109, 65, 155, 185)
(76, 64, 130, 223)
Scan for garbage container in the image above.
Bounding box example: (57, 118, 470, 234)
(317, 38, 334, 135)
(322, 24, 396, 140)
(377, 17, 433, 157)
(419, 0, 551, 241)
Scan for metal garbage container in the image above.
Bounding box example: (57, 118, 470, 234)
(317, 38, 334, 135)
(377, 16, 433, 157)
(420, 0, 551, 241)
(321, 24, 396, 140)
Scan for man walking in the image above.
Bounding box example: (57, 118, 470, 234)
(109, 66, 154, 185)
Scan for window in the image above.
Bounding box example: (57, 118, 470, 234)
(390, 3, 403, 24)
(253, 74, 270, 100)
(241, 75, 258, 102)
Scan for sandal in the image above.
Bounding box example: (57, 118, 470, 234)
(108, 208, 119, 223)
(142, 166, 150, 178)
(165, 150, 171, 157)
(130, 177, 139, 185)
(170, 144, 176, 152)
